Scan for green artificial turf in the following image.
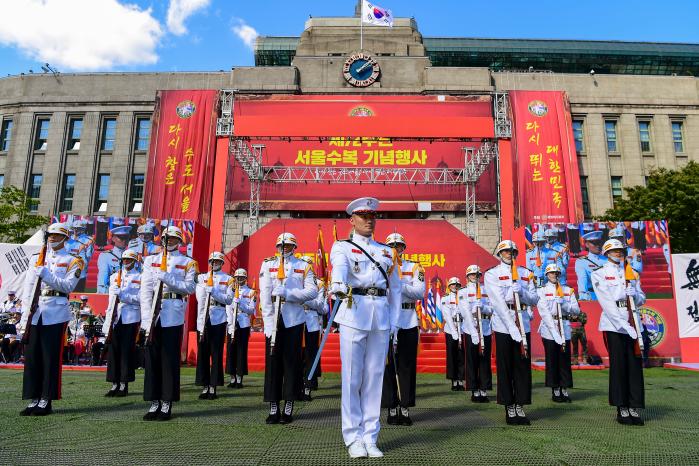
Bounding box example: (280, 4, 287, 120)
(0, 368, 697, 465)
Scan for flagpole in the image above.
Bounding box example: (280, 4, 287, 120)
(360, 7, 363, 51)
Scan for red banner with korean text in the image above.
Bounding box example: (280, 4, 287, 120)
(510, 91, 583, 225)
(143, 90, 218, 226)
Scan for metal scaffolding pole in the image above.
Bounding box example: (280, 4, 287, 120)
(216, 90, 235, 137)
(493, 92, 512, 139)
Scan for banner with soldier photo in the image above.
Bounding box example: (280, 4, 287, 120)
(51, 215, 196, 294)
(524, 220, 672, 301)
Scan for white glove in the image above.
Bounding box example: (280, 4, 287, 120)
(511, 281, 522, 294)
(625, 284, 636, 297)
(35, 266, 46, 278)
(109, 284, 121, 295)
(330, 282, 348, 297)
(508, 324, 523, 343)
(232, 297, 240, 305)
(390, 326, 399, 340)
(625, 324, 638, 340)
(553, 331, 564, 346)
(272, 286, 286, 299)
(470, 333, 479, 345)
(203, 285, 213, 294)
(153, 269, 165, 281)
(555, 296, 564, 305)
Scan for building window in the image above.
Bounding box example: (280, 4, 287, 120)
(672, 121, 685, 153)
(0, 119, 13, 152)
(605, 120, 618, 153)
(611, 176, 623, 205)
(100, 118, 117, 151)
(135, 118, 151, 152)
(34, 118, 50, 151)
(94, 174, 110, 212)
(572, 119, 585, 155)
(129, 174, 145, 213)
(638, 120, 653, 153)
(67, 118, 83, 151)
(60, 174, 76, 212)
(28, 174, 42, 212)
(580, 176, 591, 219)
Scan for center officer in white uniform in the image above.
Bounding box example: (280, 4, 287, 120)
(329, 197, 402, 459)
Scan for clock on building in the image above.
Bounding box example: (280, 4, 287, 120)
(343, 53, 380, 87)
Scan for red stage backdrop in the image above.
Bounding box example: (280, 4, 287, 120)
(510, 91, 583, 225)
(227, 95, 497, 211)
(143, 90, 219, 226)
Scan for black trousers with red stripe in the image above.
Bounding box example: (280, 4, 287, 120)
(144, 323, 183, 402)
(445, 333, 465, 381)
(195, 322, 226, 387)
(465, 334, 493, 391)
(382, 326, 419, 408)
(605, 331, 645, 408)
(227, 325, 251, 377)
(106, 321, 139, 383)
(264, 320, 303, 402)
(22, 317, 67, 401)
(542, 337, 573, 388)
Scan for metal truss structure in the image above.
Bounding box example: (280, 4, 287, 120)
(221, 90, 511, 240)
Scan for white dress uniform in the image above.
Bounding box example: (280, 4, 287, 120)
(303, 282, 328, 392)
(139, 249, 198, 404)
(484, 258, 538, 412)
(97, 246, 125, 294)
(19, 241, 84, 408)
(440, 291, 466, 384)
(459, 282, 494, 395)
(592, 258, 647, 415)
(382, 259, 425, 412)
(226, 284, 256, 382)
(536, 281, 580, 393)
(330, 233, 401, 448)
(103, 266, 142, 387)
(195, 271, 233, 391)
(259, 253, 317, 405)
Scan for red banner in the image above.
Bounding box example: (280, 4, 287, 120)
(144, 90, 219, 226)
(510, 91, 583, 225)
(228, 95, 497, 211)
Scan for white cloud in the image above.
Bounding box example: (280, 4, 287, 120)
(0, 0, 163, 71)
(167, 0, 210, 36)
(232, 19, 259, 49)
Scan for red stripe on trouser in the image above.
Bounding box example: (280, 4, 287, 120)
(57, 323, 68, 399)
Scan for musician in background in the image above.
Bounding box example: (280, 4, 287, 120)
(537, 264, 579, 403)
(592, 239, 647, 426)
(440, 277, 465, 392)
(459, 265, 493, 403)
(18, 222, 84, 416)
(195, 252, 233, 400)
(1, 291, 22, 362)
(226, 268, 256, 389)
(2, 290, 22, 312)
(140, 226, 198, 421)
(103, 249, 142, 397)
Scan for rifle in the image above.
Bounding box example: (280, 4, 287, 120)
(200, 266, 214, 343)
(511, 258, 529, 359)
(555, 282, 566, 353)
(21, 227, 49, 344)
(307, 288, 351, 381)
(475, 282, 485, 355)
(269, 237, 286, 356)
(147, 220, 170, 345)
(391, 331, 402, 405)
(625, 261, 644, 357)
(230, 281, 240, 342)
(105, 259, 123, 344)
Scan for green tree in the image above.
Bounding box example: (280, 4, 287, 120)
(599, 161, 699, 253)
(0, 185, 47, 243)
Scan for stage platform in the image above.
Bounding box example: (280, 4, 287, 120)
(663, 362, 699, 372)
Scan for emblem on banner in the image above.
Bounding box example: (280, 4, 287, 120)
(639, 306, 666, 348)
(527, 100, 548, 117)
(349, 106, 374, 117)
(176, 100, 197, 119)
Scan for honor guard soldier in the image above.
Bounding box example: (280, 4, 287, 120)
(592, 239, 647, 426)
(381, 233, 425, 426)
(66, 220, 94, 292)
(460, 265, 494, 403)
(441, 277, 466, 392)
(485, 240, 539, 425)
(226, 268, 256, 388)
(575, 230, 607, 300)
(3, 290, 21, 312)
(140, 225, 198, 421)
(299, 256, 328, 401)
(18, 222, 85, 416)
(195, 252, 234, 400)
(329, 197, 401, 458)
(129, 223, 160, 259)
(259, 232, 317, 424)
(526, 232, 548, 287)
(537, 263, 580, 403)
(609, 225, 643, 274)
(544, 228, 569, 285)
(97, 224, 131, 293)
(103, 249, 142, 397)
(1, 291, 22, 362)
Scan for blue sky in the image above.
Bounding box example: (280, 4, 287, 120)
(1, 0, 698, 76)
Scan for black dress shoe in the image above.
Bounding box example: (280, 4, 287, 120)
(115, 387, 129, 397)
(280, 413, 293, 424)
(20, 405, 36, 416)
(32, 402, 52, 416)
(451, 384, 457, 392)
(301, 392, 313, 402)
(563, 395, 572, 403)
(480, 395, 490, 403)
(227, 382, 236, 388)
(398, 412, 413, 426)
(265, 412, 280, 424)
(236, 382, 244, 389)
(517, 414, 531, 425)
(630, 416, 644, 426)
(157, 408, 172, 421)
(143, 410, 159, 421)
(387, 410, 399, 425)
(456, 385, 466, 392)
(105, 389, 117, 397)
(552, 394, 563, 403)
(208, 392, 218, 400)
(198, 392, 209, 400)
(505, 409, 518, 425)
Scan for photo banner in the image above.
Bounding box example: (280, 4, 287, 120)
(0, 243, 42, 301)
(143, 89, 219, 226)
(510, 91, 583, 225)
(672, 253, 699, 338)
